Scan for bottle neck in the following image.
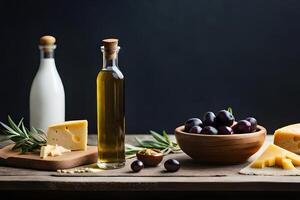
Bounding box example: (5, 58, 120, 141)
(39, 45, 56, 59)
(101, 46, 120, 69)
(102, 55, 118, 69)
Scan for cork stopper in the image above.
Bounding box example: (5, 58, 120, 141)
(102, 38, 119, 60)
(40, 35, 56, 46)
(39, 35, 56, 54)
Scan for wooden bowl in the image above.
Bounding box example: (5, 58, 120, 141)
(136, 151, 163, 167)
(175, 125, 266, 164)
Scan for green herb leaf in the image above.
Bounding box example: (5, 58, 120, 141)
(228, 107, 233, 115)
(162, 130, 173, 147)
(8, 116, 23, 136)
(17, 118, 24, 128)
(21, 121, 29, 138)
(136, 137, 169, 149)
(138, 140, 168, 149)
(0, 121, 19, 136)
(149, 130, 169, 145)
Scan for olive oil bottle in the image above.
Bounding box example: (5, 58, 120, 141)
(97, 39, 125, 169)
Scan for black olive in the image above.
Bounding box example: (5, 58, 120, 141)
(215, 110, 235, 127)
(201, 126, 218, 135)
(164, 159, 180, 172)
(232, 120, 251, 134)
(131, 160, 144, 172)
(217, 126, 233, 135)
(184, 118, 203, 132)
(189, 126, 202, 134)
(246, 117, 258, 132)
(203, 112, 216, 127)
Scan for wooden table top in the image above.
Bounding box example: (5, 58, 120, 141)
(0, 134, 299, 192)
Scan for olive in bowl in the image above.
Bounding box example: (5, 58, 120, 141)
(136, 149, 163, 167)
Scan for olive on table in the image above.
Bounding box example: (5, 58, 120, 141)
(189, 126, 202, 134)
(201, 126, 218, 135)
(232, 120, 251, 134)
(203, 111, 216, 127)
(164, 159, 180, 172)
(246, 117, 257, 132)
(184, 118, 203, 132)
(215, 110, 235, 127)
(217, 126, 233, 135)
(131, 160, 144, 172)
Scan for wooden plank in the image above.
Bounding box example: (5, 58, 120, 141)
(1, 175, 300, 191)
(1, 134, 300, 192)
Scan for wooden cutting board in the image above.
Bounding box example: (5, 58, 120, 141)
(0, 144, 98, 170)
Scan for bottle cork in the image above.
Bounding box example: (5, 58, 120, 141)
(39, 35, 56, 53)
(40, 35, 56, 46)
(102, 38, 119, 60)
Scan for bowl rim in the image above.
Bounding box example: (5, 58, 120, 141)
(136, 151, 164, 157)
(175, 125, 267, 138)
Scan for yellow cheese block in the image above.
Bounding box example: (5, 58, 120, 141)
(47, 120, 88, 151)
(251, 144, 300, 170)
(274, 124, 300, 154)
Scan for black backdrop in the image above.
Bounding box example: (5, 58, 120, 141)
(1, 0, 300, 134)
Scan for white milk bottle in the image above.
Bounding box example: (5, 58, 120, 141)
(29, 35, 65, 131)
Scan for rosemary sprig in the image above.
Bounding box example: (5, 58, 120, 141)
(0, 116, 47, 153)
(125, 130, 181, 159)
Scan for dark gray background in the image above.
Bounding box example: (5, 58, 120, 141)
(1, 0, 300, 134)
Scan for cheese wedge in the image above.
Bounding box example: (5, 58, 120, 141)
(40, 144, 71, 159)
(274, 124, 300, 154)
(251, 144, 300, 169)
(47, 120, 88, 151)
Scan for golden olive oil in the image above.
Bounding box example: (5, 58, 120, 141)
(97, 39, 125, 169)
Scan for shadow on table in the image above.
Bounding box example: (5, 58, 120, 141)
(1, 191, 299, 200)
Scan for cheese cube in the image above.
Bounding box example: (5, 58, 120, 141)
(274, 124, 300, 154)
(251, 144, 300, 169)
(47, 120, 88, 151)
(275, 156, 296, 170)
(40, 145, 71, 159)
(282, 158, 296, 170)
(40, 145, 54, 159)
(275, 156, 283, 167)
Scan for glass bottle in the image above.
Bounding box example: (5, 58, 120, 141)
(97, 38, 125, 169)
(30, 35, 65, 131)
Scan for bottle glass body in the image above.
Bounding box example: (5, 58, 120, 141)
(30, 45, 65, 132)
(97, 46, 125, 169)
